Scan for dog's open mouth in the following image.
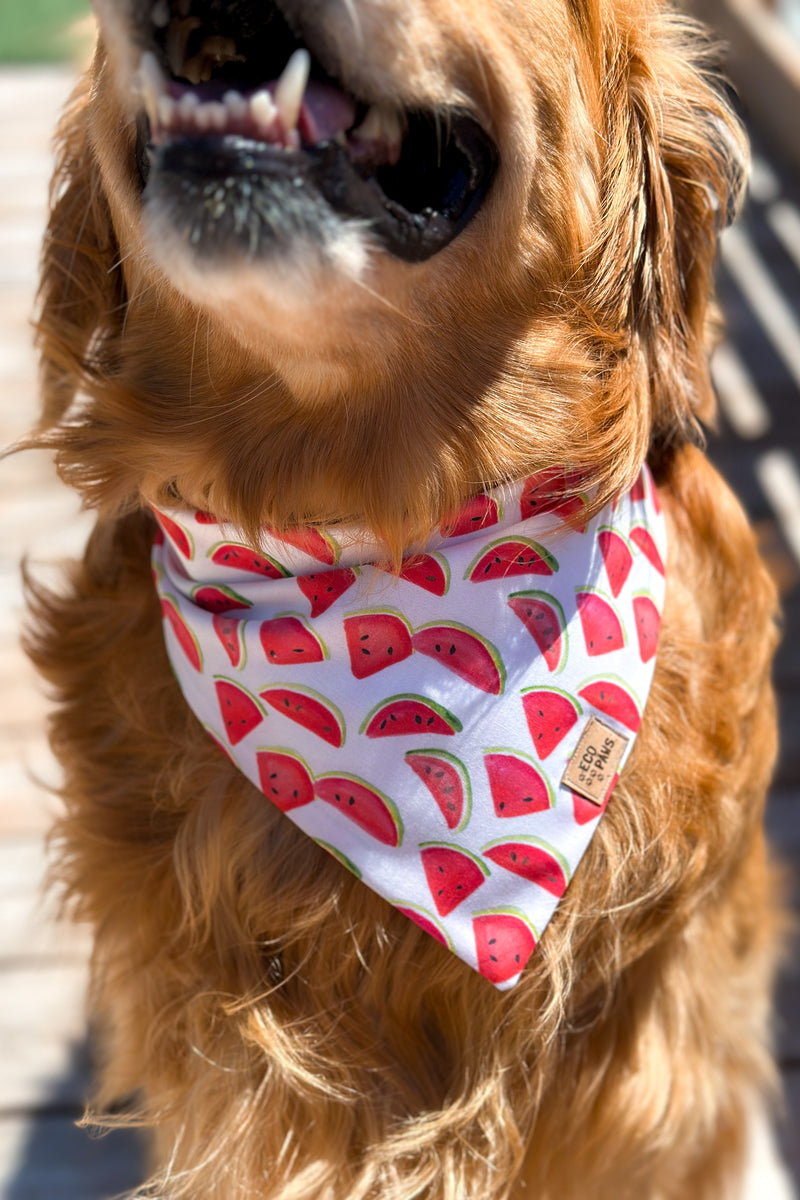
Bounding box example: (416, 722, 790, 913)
(133, 0, 498, 262)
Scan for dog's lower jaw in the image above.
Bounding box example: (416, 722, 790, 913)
(143, 197, 384, 400)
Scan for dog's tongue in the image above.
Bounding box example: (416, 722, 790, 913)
(299, 81, 356, 143)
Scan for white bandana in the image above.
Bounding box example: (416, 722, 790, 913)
(152, 466, 666, 989)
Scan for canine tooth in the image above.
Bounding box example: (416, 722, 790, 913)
(274, 48, 310, 132)
(351, 103, 404, 147)
(157, 94, 177, 129)
(138, 50, 166, 120)
(250, 89, 277, 130)
(151, 0, 170, 28)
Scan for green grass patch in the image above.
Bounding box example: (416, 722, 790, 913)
(0, 0, 90, 62)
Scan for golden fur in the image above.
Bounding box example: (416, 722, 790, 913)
(23, 0, 785, 1195)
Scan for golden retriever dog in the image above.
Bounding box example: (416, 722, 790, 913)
(22, 0, 789, 1195)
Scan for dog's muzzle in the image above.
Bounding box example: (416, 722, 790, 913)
(130, 0, 498, 262)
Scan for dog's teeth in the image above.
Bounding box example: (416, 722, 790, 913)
(250, 89, 278, 131)
(206, 101, 228, 131)
(193, 103, 213, 131)
(351, 103, 404, 148)
(223, 90, 248, 123)
(151, 0, 170, 28)
(177, 91, 199, 119)
(138, 51, 167, 121)
(274, 48, 310, 133)
(157, 94, 177, 129)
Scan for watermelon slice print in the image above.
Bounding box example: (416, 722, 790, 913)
(420, 843, 489, 916)
(629, 470, 646, 503)
(466, 537, 558, 582)
(507, 590, 567, 673)
(151, 507, 194, 558)
(361, 695, 462, 738)
(405, 748, 472, 831)
(411, 622, 505, 695)
(260, 615, 327, 664)
(271, 526, 339, 565)
(214, 677, 264, 744)
(630, 525, 665, 575)
(213, 613, 246, 668)
(314, 839, 362, 879)
(394, 904, 453, 950)
(577, 676, 641, 731)
(296, 567, 358, 617)
(374, 554, 450, 596)
(572, 781, 614, 824)
(256, 748, 314, 811)
(633, 592, 661, 662)
(521, 687, 581, 759)
(344, 610, 413, 679)
(315, 774, 403, 846)
(209, 541, 290, 579)
(482, 836, 570, 897)
(576, 589, 626, 656)
(193, 583, 252, 614)
(484, 749, 554, 817)
(160, 596, 203, 672)
(473, 909, 538, 985)
(597, 527, 633, 597)
(441, 493, 500, 538)
(259, 684, 345, 747)
(519, 467, 588, 529)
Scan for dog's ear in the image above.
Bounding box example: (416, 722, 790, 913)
(583, 5, 747, 456)
(36, 51, 125, 431)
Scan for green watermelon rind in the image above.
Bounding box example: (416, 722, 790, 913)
(254, 746, 315, 809)
(314, 772, 404, 846)
(472, 907, 540, 981)
(472, 905, 540, 939)
(519, 686, 583, 759)
(192, 583, 253, 611)
(400, 552, 451, 595)
(207, 539, 291, 579)
(360, 694, 463, 737)
(213, 612, 247, 671)
(519, 685, 582, 715)
(314, 839, 363, 879)
(575, 586, 627, 649)
(161, 594, 204, 672)
(576, 673, 642, 730)
(482, 746, 555, 811)
(262, 612, 329, 662)
(344, 606, 412, 636)
(596, 525, 634, 551)
(391, 902, 454, 951)
(507, 589, 568, 675)
(213, 676, 266, 717)
(152, 508, 195, 559)
(258, 683, 346, 747)
(481, 835, 571, 885)
(419, 841, 491, 878)
(404, 748, 473, 832)
(464, 536, 559, 581)
(411, 620, 506, 695)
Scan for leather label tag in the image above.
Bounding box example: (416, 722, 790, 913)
(561, 716, 629, 806)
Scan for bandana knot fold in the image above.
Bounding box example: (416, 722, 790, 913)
(152, 465, 666, 989)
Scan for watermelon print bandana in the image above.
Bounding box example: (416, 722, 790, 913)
(151, 465, 666, 989)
